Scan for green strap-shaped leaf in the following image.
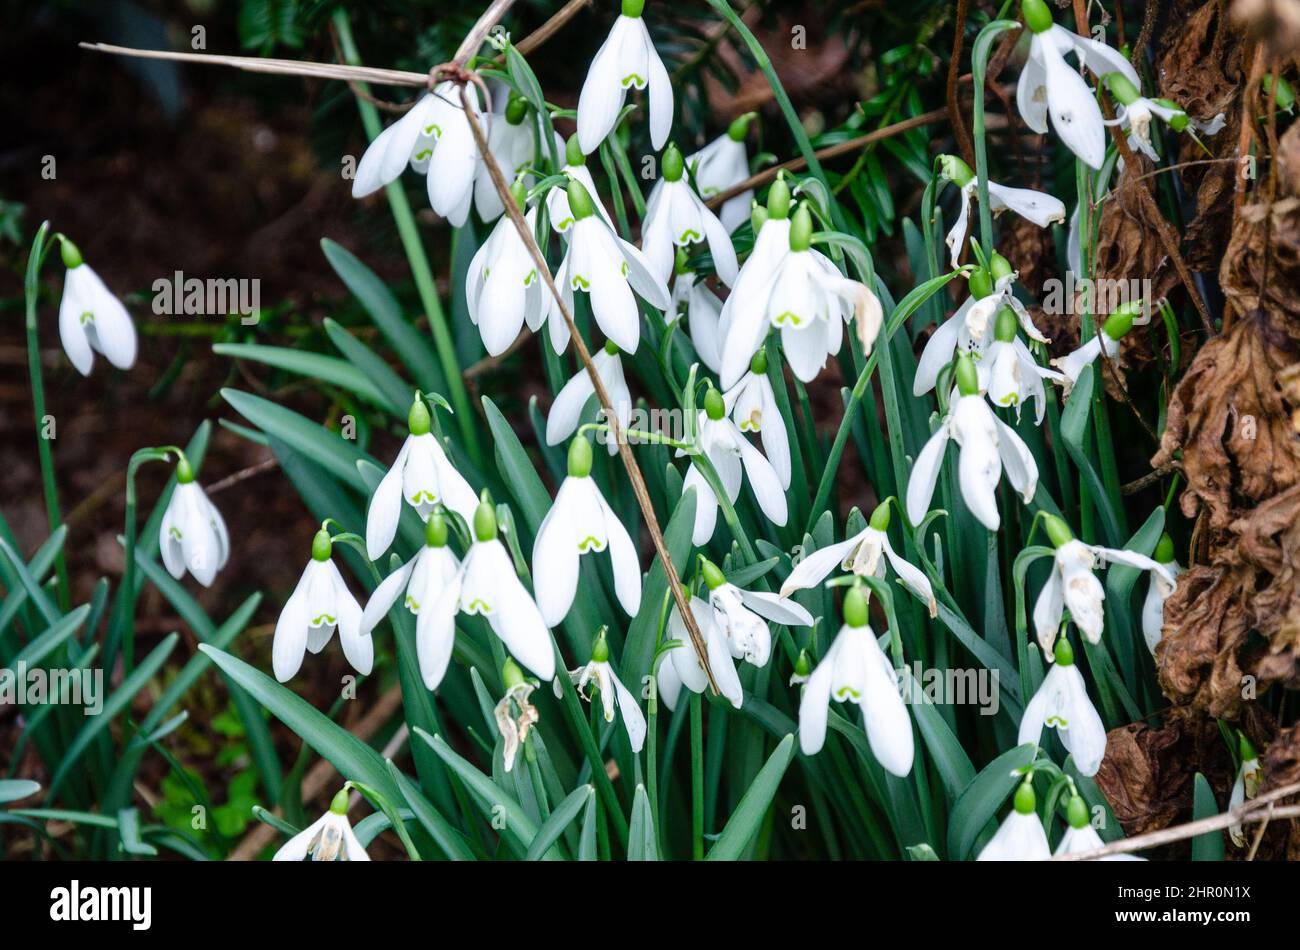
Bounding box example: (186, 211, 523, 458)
(707, 734, 796, 860)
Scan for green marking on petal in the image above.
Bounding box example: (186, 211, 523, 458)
(834, 686, 862, 701)
(1046, 714, 1069, 728)
(620, 261, 628, 277)
(677, 229, 702, 244)
(572, 273, 591, 291)
(523, 269, 536, 286)
(467, 598, 492, 613)
(772, 310, 807, 327)
(578, 535, 602, 552)
(311, 613, 337, 626)
(168, 527, 183, 540)
(410, 490, 437, 504)
(414, 149, 433, 161)
(620, 73, 647, 88)
(79, 311, 94, 325)
(404, 595, 420, 611)
(556, 216, 575, 230)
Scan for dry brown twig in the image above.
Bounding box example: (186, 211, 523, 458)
(1053, 780, 1300, 860)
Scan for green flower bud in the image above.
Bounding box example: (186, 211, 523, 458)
(311, 528, 333, 562)
(938, 154, 975, 188)
(604, 339, 620, 356)
(700, 557, 726, 591)
(968, 268, 993, 300)
(502, 656, 526, 690)
(1013, 780, 1037, 815)
(994, 306, 1019, 343)
(592, 627, 610, 662)
(990, 252, 1014, 283)
(1103, 72, 1141, 106)
(1263, 74, 1296, 113)
(568, 436, 593, 478)
(565, 134, 586, 168)
(474, 501, 498, 542)
(1067, 793, 1090, 829)
(329, 787, 350, 815)
(750, 204, 769, 234)
(408, 395, 432, 436)
(1054, 636, 1075, 667)
(1021, 0, 1054, 34)
(793, 649, 812, 678)
(766, 175, 791, 220)
(622, 0, 645, 17)
(175, 455, 195, 485)
(789, 205, 813, 252)
(1103, 300, 1142, 340)
(510, 177, 528, 211)
(1044, 513, 1074, 548)
(59, 236, 84, 270)
(869, 501, 891, 531)
(749, 348, 768, 375)
(662, 143, 685, 182)
(954, 351, 980, 397)
(704, 387, 725, 421)
(1239, 732, 1258, 762)
(843, 586, 869, 628)
(1154, 532, 1175, 564)
(505, 94, 529, 126)
(426, 511, 448, 548)
(728, 112, 755, 142)
(567, 179, 596, 222)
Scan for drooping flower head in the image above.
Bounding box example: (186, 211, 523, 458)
(466, 178, 545, 356)
(577, 0, 673, 154)
(641, 142, 738, 287)
(796, 586, 914, 775)
(687, 112, 756, 233)
(1055, 791, 1144, 859)
(159, 453, 230, 588)
(1141, 532, 1181, 655)
(938, 155, 1065, 268)
(545, 135, 617, 234)
(558, 628, 647, 753)
(273, 788, 370, 862)
(366, 394, 478, 560)
(1051, 299, 1141, 396)
(361, 510, 460, 638)
(1018, 637, 1106, 776)
(1103, 72, 1225, 163)
(977, 780, 1050, 861)
(546, 340, 632, 456)
(273, 526, 371, 682)
(57, 236, 137, 376)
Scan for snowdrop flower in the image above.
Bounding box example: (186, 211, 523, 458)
(796, 587, 914, 775)
(721, 204, 881, 389)
(576, 0, 672, 154)
(715, 179, 793, 367)
(423, 500, 555, 689)
(670, 258, 725, 373)
(938, 155, 1065, 268)
(546, 341, 632, 456)
(681, 388, 788, 545)
(1051, 303, 1141, 396)
(914, 253, 1051, 397)
(545, 136, 616, 233)
(273, 527, 370, 682)
(558, 629, 646, 752)
(1018, 637, 1106, 776)
(687, 113, 756, 233)
(366, 395, 478, 560)
(977, 781, 1050, 861)
(1017, 0, 1141, 170)
(473, 94, 563, 221)
(1055, 792, 1143, 859)
(1104, 73, 1225, 163)
(780, 501, 935, 617)
(641, 143, 738, 287)
(980, 306, 1064, 424)
(361, 511, 459, 637)
(544, 179, 672, 354)
(533, 437, 642, 626)
(722, 349, 790, 489)
(352, 80, 484, 226)
(1228, 735, 1262, 848)
(700, 556, 812, 668)
(466, 180, 545, 356)
(57, 237, 137, 376)
(1032, 514, 1177, 655)
(274, 789, 369, 862)
(657, 594, 743, 710)
(788, 649, 812, 686)
(159, 455, 230, 588)
(495, 658, 540, 773)
(1141, 532, 1181, 655)
(905, 353, 1039, 532)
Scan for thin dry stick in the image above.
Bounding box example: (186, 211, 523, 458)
(460, 82, 720, 692)
(946, 0, 975, 169)
(1053, 780, 1300, 861)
